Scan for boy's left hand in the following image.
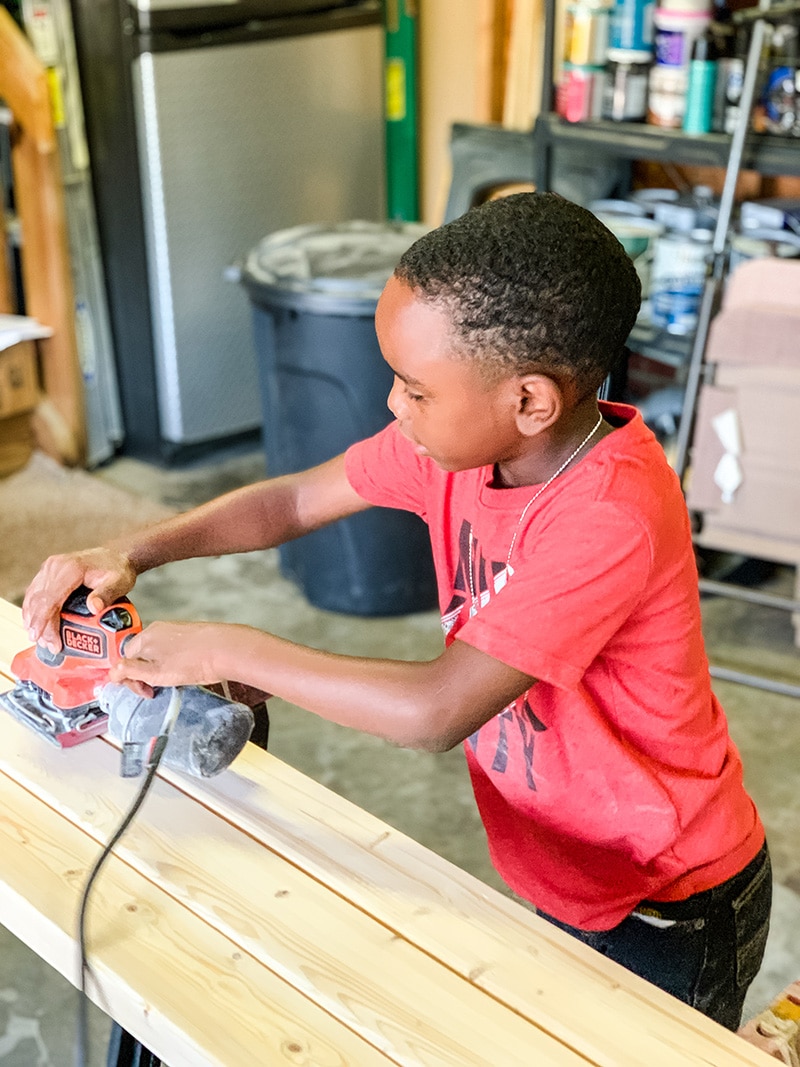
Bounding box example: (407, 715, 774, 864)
(109, 620, 225, 697)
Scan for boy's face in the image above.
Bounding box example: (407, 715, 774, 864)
(375, 276, 522, 472)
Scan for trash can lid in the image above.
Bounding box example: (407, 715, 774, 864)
(241, 220, 430, 315)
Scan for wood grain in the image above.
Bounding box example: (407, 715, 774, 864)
(0, 599, 774, 1066)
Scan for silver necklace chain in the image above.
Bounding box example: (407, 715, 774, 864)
(468, 412, 604, 614)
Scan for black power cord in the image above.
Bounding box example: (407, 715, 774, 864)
(75, 691, 181, 1067)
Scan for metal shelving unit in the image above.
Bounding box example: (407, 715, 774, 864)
(532, 0, 800, 207)
(534, 6, 800, 700)
(533, 113, 800, 190)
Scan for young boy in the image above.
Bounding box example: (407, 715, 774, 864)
(22, 192, 769, 1030)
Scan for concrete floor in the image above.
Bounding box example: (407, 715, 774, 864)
(3, 442, 800, 1065)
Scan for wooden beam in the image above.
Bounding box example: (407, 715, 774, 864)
(0, 7, 86, 466)
(0, 7, 54, 153)
(475, 0, 511, 123)
(502, 0, 545, 131)
(0, 601, 776, 1066)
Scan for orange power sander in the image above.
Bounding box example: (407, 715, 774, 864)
(2, 587, 257, 779)
(1, 585, 143, 748)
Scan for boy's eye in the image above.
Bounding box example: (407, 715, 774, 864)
(405, 387, 425, 402)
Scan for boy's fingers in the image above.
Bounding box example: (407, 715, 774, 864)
(85, 575, 135, 615)
(23, 592, 64, 650)
(120, 678, 155, 700)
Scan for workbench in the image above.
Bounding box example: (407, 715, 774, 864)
(0, 596, 773, 1066)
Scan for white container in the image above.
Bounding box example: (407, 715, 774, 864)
(728, 232, 800, 274)
(594, 213, 665, 296)
(647, 63, 688, 125)
(653, 7, 711, 68)
(650, 228, 712, 334)
(659, 0, 712, 12)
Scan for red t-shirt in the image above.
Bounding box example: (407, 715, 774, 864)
(345, 402, 764, 929)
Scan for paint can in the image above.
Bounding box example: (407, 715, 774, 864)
(728, 232, 800, 274)
(594, 213, 664, 296)
(649, 227, 712, 334)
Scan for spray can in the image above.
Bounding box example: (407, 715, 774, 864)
(713, 26, 745, 133)
(683, 24, 719, 132)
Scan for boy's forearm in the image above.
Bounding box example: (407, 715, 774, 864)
(210, 625, 531, 752)
(213, 624, 436, 746)
(109, 482, 298, 575)
(107, 454, 367, 576)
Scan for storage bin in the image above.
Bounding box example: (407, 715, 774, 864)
(239, 221, 439, 616)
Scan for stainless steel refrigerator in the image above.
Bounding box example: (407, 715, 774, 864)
(69, 0, 386, 461)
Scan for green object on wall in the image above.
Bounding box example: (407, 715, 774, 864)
(384, 0, 419, 221)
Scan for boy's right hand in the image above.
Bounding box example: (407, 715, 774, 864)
(21, 548, 137, 653)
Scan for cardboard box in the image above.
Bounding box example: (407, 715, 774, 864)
(687, 370, 800, 542)
(0, 340, 39, 419)
(0, 410, 34, 478)
(723, 257, 800, 311)
(687, 288, 800, 544)
(706, 306, 800, 370)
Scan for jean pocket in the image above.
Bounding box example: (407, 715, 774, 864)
(732, 854, 772, 989)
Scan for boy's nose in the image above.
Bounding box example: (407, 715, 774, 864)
(387, 376, 405, 418)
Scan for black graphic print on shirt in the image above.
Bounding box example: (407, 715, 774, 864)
(442, 519, 547, 791)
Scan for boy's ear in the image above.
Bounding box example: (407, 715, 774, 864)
(512, 374, 565, 436)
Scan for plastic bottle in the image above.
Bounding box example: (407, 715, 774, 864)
(610, 0, 655, 53)
(683, 24, 719, 132)
(712, 22, 744, 132)
(654, 7, 712, 68)
(759, 18, 800, 137)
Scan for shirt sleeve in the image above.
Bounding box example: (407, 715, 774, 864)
(345, 421, 430, 521)
(457, 500, 655, 690)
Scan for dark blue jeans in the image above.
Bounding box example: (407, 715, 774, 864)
(538, 842, 772, 1030)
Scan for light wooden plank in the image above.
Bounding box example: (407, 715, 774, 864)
(179, 751, 772, 1067)
(0, 713, 579, 1067)
(502, 0, 534, 129)
(0, 598, 23, 627)
(0, 598, 774, 1067)
(0, 770, 393, 1067)
(13, 126, 85, 465)
(0, 600, 25, 681)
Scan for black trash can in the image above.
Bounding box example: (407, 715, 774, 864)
(239, 220, 438, 616)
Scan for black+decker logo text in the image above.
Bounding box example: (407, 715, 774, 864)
(62, 626, 104, 658)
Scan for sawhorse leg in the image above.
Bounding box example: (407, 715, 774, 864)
(106, 1022, 161, 1067)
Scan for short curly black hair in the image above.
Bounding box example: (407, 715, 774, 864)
(395, 192, 641, 400)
